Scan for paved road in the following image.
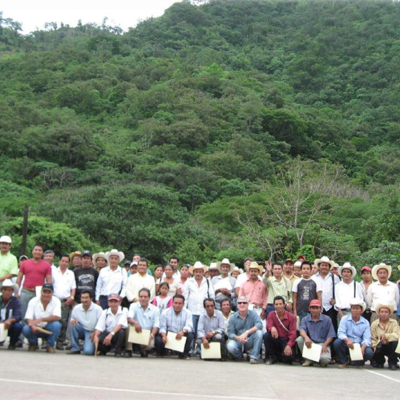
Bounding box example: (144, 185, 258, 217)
(0, 349, 399, 400)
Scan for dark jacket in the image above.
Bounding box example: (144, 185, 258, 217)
(0, 295, 23, 322)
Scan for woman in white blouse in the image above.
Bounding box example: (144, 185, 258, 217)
(155, 264, 181, 297)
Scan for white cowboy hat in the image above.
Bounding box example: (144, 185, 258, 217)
(375, 303, 394, 315)
(93, 252, 109, 268)
(248, 261, 263, 275)
(339, 262, 357, 279)
(314, 256, 335, 270)
(294, 261, 302, 268)
(189, 261, 207, 274)
(349, 298, 366, 313)
(371, 263, 392, 281)
(1, 278, 17, 292)
(216, 258, 235, 272)
(208, 262, 219, 271)
(105, 249, 125, 263)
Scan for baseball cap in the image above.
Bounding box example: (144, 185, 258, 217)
(0, 236, 12, 244)
(309, 299, 321, 307)
(42, 283, 54, 292)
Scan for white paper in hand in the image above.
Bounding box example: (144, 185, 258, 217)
(165, 331, 186, 353)
(302, 342, 322, 363)
(349, 343, 364, 361)
(128, 327, 151, 346)
(201, 342, 221, 359)
(0, 323, 9, 341)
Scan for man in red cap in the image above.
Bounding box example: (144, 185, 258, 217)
(297, 299, 336, 367)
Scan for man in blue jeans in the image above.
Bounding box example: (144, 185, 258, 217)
(333, 298, 374, 368)
(22, 283, 62, 353)
(227, 296, 263, 364)
(67, 290, 102, 355)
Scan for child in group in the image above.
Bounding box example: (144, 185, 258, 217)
(152, 282, 173, 312)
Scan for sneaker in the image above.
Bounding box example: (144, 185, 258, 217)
(56, 343, 64, 351)
(178, 354, 191, 360)
(319, 363, 328, 368)
(46, 346, 56, 353)
(249, 358, 258, 364)
(28, 344, 38, 352)
(124, 351, 132, 358)
(302, 360, 313, 367)
(8, 343, 16, 350)
(337, 363, 348, 369)
(389, 363, 398, 371)
(265, 357, 276, 365)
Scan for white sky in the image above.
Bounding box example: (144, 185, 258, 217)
(1, 0, 182, 34)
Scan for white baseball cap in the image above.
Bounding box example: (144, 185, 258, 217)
(0, 236, 12, 244)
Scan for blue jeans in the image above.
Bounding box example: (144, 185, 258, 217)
(70, 323, 95, 355)
(333, 338, 374, 365)
(9, 322, 23, 345)
(265, 304, 275, 319)
(22, 321, 62, 347)
(192, 314, 200, 352)
(227, 330, 263, 360)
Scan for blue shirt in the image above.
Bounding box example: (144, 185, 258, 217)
(300, 313, 336, 343)
(197, 309, 225, 339)
(159, 307, 193, 334)
(338, 314, 371, 346)
(227, 310, 263, 340)
(128, 302, 160, 330)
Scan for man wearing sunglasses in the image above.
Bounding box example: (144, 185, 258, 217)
(227, 296, 263, 364)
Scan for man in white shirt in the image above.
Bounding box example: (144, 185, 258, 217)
(67, 290, 102, 355)
(22, 283, 62, 353)
(335, 263, 363, 324)
(126, 258, 155, 303)
(184, 261, 215, 354)
(367, 263, 399, 322)
(93, 293, 128, 357)
(52, 254, 76, 350)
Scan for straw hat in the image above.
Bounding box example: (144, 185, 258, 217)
(105, 249, 125, 263)
(371, 263, 391, 281)
(375, 303, 394, 315)
(349, 298, 366, 313)
(216, 258, 235, 272)
(248, 261, 263, 275)
(189, 261, 207, 274)
(314, 256, 335, 269)
(93, 252, 109, 268)
(1, 278, 17, 292)
(339, 262, 357, 279)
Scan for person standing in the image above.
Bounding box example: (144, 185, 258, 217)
(52, 254, 76, 350)
(0, 236, 18, 287)
(95, 249, 127, 310)
(74, 251, 99, 304)
(212, 259, 236, 310)
(292, 261, 322, 321)
(126, 258, 155, 303)
(16, 244, 52, 320)
(360, 266, 373, 322)
(367, 263, 398, 322)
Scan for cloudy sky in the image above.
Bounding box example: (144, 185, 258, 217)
(1, 0, 182, 33)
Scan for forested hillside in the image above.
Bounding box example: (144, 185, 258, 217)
(1, 0, 400, 271)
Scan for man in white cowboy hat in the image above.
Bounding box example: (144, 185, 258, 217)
(74, 251, 99, 304)
(312, 256, 340, 332)
(335, 262, 363, 324)
(184, 261, 215, 353)
(93, 252, 108, 272)
(208, 263, 220, 279)
(95, 249, 127, 310)
(212, 258, 236, 310)
(367, 263, 398, 323)
(333, 298, 374, 368)
(371, 303, 400, 370)
(126, 257, 155, 303)
(0, 279, 23, 349)
(0, 236, 18, 287)
(239, 262, 267, 320)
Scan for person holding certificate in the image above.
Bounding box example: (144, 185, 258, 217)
(296, 299, 336, 367)
(333, 298, 374, 368)
(125, 288, 160, 358)
(156, 294, 193, 359)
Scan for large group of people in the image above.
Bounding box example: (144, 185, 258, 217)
(1, 234, 400, 370)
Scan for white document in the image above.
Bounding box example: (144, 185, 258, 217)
(395, 340, 400, 354)
(201, 342, 221, 359)
(0, 323, 8, 341)
(127, 327, 151, 346)
(302, 342, 322, 363)
(213, 278, 232, 292)
(35, 286, 42, 297)
(165, 331, 187, 353)
(349, 343, 364, 361)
